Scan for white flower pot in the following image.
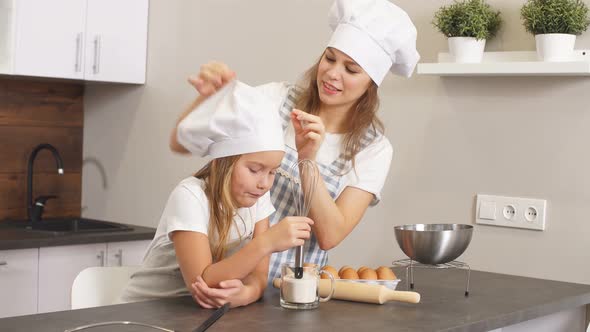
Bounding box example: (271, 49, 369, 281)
(448, 37, 486, 63)
(535, 34, 576, 62)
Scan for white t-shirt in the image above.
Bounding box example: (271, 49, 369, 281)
(119, 176, 275, 302)
(257, 82, 393, 203)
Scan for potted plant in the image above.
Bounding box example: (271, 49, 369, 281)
(521, 0, 590, 62)
(433, 0, 502, 63)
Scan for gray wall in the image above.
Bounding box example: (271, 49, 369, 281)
(83, 0, 590, 285)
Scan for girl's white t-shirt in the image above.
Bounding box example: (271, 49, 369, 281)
(119, 176, 275, 302)
(257, 82, 393, 204)
(156, 177, 274, 253)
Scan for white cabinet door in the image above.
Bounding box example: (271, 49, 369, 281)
(84, 0, 148, 83)
(106, 240, 150, 267)
(0, 248, 38, 318)
(13, 0, 87, 79)
(38, 243, 106, 313)
(0, 0, 16, 74)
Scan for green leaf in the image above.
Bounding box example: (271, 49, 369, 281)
(433, 0, 502, 40)
(521, 0, 590, 35)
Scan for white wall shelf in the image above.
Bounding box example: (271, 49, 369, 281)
(417, 50, 590, 76)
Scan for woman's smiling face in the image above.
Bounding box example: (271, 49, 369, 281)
(316, 47, 373, 109)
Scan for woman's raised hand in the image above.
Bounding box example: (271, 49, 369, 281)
(262, 216, 314, 253)
(188, 61, 236, 97)
(291, 109, 326, 161)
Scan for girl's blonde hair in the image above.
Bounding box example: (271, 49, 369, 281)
(295, 52, 383, 169)
(194, 155, 240, 262)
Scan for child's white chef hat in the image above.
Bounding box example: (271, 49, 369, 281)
(177, 80, 285, 159)
(327, 0, 420, 85)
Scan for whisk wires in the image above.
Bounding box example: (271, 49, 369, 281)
(288, 159, 319, 217)
(288, 159, 319, 279)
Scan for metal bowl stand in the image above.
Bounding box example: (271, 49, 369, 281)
(391, 258, 471, 296)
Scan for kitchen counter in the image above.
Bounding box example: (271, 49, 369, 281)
(1, 268, 589, 332)
(0, 221, 156, 250)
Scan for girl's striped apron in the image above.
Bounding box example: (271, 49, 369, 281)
(267, 85, 379, 283)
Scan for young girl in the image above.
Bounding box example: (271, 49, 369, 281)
(170, 0, 420, 303)
(120, 80, 313, 308)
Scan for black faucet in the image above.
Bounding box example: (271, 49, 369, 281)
(27, 143, 64, 225)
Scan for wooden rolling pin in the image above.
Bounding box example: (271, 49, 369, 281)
(272, 278, 420, 304)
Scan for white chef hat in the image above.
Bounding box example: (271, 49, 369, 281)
(177, 80, 285, 159)
(327, 0, 420, 85)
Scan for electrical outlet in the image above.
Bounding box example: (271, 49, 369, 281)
(475, 194, 547, 231)
(502, 204, 516, 221)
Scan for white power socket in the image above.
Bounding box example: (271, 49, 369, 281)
(475, 194, 547, 231)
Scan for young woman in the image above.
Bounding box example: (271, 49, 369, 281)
(120, 81, 313, 308)
(170, 0, 420, 304)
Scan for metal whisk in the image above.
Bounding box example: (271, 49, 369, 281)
(288, 159, 319, 279)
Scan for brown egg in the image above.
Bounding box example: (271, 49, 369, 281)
(340, 268, 359, 280)
(376, 266, 397, 280)
(357, 266, 370, 274)
(339, 265, 353, 275)
(320, 265, 339, 279)
(358, 268, 378, 280)
(303, 262, 317, 268)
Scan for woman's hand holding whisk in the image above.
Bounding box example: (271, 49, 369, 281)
(291, 109, 325, 161)
(260, 216, 314, 252)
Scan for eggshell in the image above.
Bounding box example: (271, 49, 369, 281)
(339, 265, 353, 275)
(376, 266, 397, 280)
(320, 265, 339, 279)
(357, 266, 370, 274)
(340, 268, 359, 280)
(358, 268, 378, 280)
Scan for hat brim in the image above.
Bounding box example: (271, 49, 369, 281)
(327, 23, 392, 86)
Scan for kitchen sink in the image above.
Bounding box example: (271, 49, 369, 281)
(0, 218, 133, 235)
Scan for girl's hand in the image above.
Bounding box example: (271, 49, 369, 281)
(290, 109, 325, 161)
(262, 216, 314, 252)
(188, 61, 236, 97)
(190, 276, 245, 308)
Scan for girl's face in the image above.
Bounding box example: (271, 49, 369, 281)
(231, 150, 284, 208)
(316, 47, 373, 109)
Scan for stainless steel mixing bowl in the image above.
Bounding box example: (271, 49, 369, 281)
(394, 224, 473, 265)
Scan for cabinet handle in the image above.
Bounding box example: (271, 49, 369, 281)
(93, 35, 102, 74)
(0, 261, 7, 267)
(114, 249, 123, 266)
(97, 250, 105, 267)
(74, 32, 83, 72)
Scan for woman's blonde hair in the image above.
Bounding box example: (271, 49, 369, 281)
(295, 52, 383, 169)
(194, 155, 240, 261)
